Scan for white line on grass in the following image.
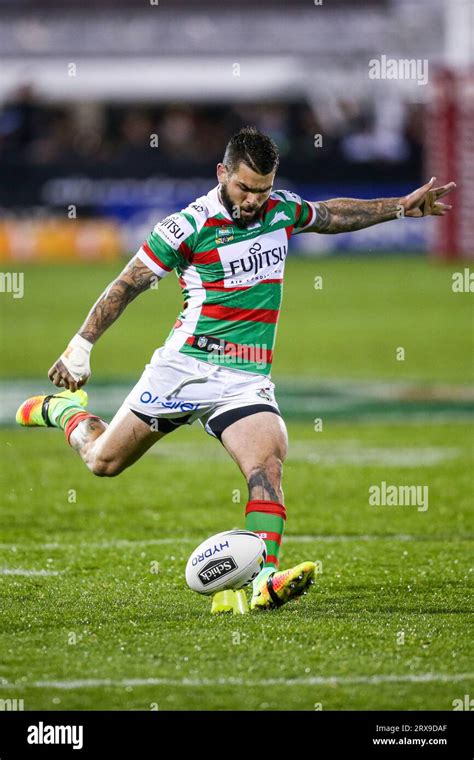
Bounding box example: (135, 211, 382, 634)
(1, 534, 467, 553)
(0, 673, 472, 690)
(146, 443, 460, 468)
(0, 569, 64, 576)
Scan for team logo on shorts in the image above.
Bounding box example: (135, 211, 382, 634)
(256, 387, 273, 402)
(216, 227, 235, 245)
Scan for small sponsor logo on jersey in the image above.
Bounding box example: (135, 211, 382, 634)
(154, 213, 194, 250)
(270, 210, 290, 226)
(198, 557, 237, 585)
(216, 227, 235, 245)
(191, 335, 267, 369)
(192, 540, 230, 566)
(256, 387, 273, 402)
(194, 335, 225, 354)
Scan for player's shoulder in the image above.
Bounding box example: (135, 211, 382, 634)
(151, 191, 211, 250)
(151, 209, 196, 251)
(269, 189, 317, 232)
(267, 189, 307, 225)
(271, 188, 305, 206)
(178, 188, 217, 233)
(151, 186, 224, 254)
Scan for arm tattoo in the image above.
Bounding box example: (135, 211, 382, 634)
(314, 201, 331, 232)
(78, 257, 160, 344)
(313, 198, 402, 234)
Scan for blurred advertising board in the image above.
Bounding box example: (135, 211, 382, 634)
(0, 177, 429, 261)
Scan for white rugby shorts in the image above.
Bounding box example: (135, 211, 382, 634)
(120, 344, 281, 440)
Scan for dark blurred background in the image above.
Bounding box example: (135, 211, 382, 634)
(0, 0, 471, 258)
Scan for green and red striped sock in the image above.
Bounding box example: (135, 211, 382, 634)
(245, 499, 287, 570)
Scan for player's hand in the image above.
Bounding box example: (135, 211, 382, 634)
(48, 357, 89, 392)
(400, 177, 456, 218)
(48, 335, 93, 391)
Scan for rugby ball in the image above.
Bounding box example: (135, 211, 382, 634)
(185, 530, 267, 595)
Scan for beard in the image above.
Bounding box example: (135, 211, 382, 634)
(219, 182, 262, 229)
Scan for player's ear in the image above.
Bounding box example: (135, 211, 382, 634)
(216, 163, 227, 184)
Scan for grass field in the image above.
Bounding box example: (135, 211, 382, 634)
(0, 257, 472, 382)
(0, 256, 472, 711)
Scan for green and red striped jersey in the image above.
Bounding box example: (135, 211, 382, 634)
(135, 185, 317, 376)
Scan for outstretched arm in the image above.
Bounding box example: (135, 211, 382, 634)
(48, 256, 159, 391)
(304, 177, 456, 234)
(77, 256, 159, 344)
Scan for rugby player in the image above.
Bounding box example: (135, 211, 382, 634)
(16, 127, 456, 610)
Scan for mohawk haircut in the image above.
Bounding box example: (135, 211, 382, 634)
(223, 126, 279, 176)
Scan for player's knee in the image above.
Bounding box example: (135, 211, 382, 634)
(90, 455, 122, 478)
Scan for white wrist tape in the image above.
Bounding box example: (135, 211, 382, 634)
(61, 334, 93, 381)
